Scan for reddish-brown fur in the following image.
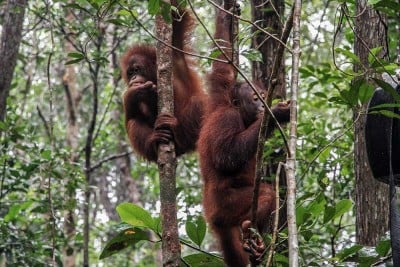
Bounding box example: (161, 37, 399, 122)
(197, 4, 290, 267)
(121, 3, 206, 162)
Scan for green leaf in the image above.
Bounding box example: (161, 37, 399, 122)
(4, 204, 22, 222)
(148, 0, 160, 15)
(67, 52, 84, 59)
(99, 224, 150, 260)
(182, 253, 224, 267)
(185, 216, 206, 247)
(337, 244, 363, 261)
(370, 110, 400, 120)
(358, 82, 375, 104)
(66, 58, 83, 65)
(376, 239, 391, 256)
(160, 1, 172, 23)
(41, 149, 52, 160)
(308, 194, 326, 216)
(373, 78, 400, 102)
(335, 48, 360, 64)
(296, 206, 306, 225)
(116, 203, 155, 230)
(323, 205, 335, 223)
(368, 46, 382, 64)
(107, 19, 128, 27)
(333, 199, 353, 220)
(369, 103, 400, 110)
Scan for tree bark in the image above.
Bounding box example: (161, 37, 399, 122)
(155, 12, 180, 267)
(286, 1, 301, 266)
(61, 7, 81, 266)
(354, 0, 389, 246)
(0, 0, 27, 121)
(251, 0, 286, 99)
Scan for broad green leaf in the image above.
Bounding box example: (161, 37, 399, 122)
(308, 194, 326, 216)
(373, 78, 400, 102)
(116, 203, 155, 230)
(182, 253, 224, 267)
(335, 48, 360, 64)
(4, 204, 22, 222)
(296, 206, 307, 225)
(160, 1, 172, 23)
(333, 199, 353, 220)
(148, 0, 160, 15)
(41, 149, 52, 160)
(358, 82, 375, 104)
(368, 47, 382, 64)
(336, 244, 363, 261)
(319, 147, 331, 163)
(376, 239, 391, 256)
(185, 216, 206, 247)
(100, 224, 150, 259)
(323, 205, 335, 223)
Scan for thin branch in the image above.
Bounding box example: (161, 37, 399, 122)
(88, 151, 132, 172)
(251, 4, 294, 230)
(266, 162, 284, 267)
(37, 106, 52, 141)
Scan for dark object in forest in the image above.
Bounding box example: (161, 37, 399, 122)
(120, 4, 206, 162)
(197, 3, 290, 266)
(365, 80, 400, 266)
(365, 84, 400, 185)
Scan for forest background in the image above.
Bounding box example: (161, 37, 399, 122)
(0, 0, 399, 266)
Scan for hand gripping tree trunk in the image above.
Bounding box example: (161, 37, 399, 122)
(155, 12, 180, 267)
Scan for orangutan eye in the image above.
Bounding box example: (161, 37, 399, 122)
(253, 94, 259, 101)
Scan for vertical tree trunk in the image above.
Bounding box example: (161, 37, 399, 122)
(354, 0, 389, 246)
(155, 11, 180, 267)
(251, 0, 285, 98)
(286, 1, 301, 266)
(62, 7, 80, 266)
(250, 0, 288, 238)
(0, 0, 27, 121)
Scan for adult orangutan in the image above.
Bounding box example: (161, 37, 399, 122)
(197, 2, 290, 266)
(121, 2, 206, 162)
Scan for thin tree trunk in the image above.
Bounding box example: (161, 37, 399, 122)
(286, 1, 302, 266)
(354, 0, 389, 246)
(155, 12, 180, 267)
(61, 6, 81, 266)
(0, 0, 27, 121)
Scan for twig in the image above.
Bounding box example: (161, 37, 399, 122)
(266, 162, 284, 267)
(37, 106, 52, 141)
(88, 151, 132, 172)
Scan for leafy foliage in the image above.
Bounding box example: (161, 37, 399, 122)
(1, 0, 399, 266)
